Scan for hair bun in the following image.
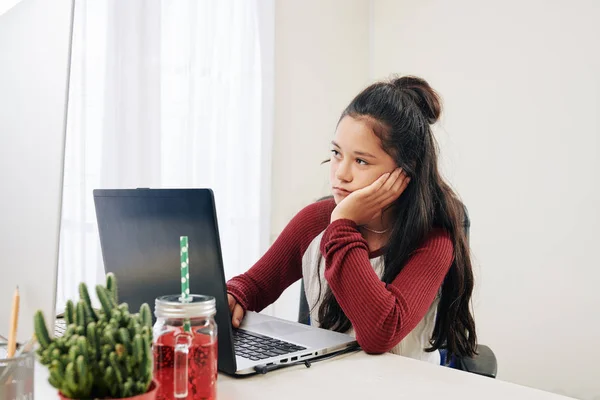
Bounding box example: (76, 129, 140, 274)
(392, 76, 442, 124)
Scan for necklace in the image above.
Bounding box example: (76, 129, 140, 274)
(361, 225, 390, 234)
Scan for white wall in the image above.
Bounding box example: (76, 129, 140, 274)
(270, 0, 371, 320)
(371, 1, 600, 399)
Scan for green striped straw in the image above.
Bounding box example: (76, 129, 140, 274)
(180, 236, 191, 332)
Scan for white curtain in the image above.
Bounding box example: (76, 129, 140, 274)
(57, 0, 274, 313)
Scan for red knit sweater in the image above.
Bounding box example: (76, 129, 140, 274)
(226, 198, 454, 354)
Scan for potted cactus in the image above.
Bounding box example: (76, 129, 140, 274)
(34, 273, 158, 399)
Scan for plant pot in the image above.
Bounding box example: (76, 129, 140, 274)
(58, 380, 159, 400)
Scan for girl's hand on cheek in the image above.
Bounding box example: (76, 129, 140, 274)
(331, 168, 410, 225)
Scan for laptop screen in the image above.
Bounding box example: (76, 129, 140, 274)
(93, 188, 237, 373)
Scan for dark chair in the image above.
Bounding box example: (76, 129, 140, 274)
(297, 202, 497, 378)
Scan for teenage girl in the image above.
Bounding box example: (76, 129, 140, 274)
(226, 76, 477, 364)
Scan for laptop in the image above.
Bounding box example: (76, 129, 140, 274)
(0, 0, 75, 344)
(93, 188, 357, 375)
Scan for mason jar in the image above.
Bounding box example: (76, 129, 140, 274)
(152, 295, 217, 400)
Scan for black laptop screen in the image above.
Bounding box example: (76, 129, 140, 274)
(93, 188, 236, 373)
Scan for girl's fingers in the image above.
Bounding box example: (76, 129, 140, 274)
(380, 172, 410, 207)
(390, 171, 408, 194)
(380, 168, 402, 192)
(232, 304, 245, 328)
(227, 293, 236, 313)
(362, 172, 391, 197)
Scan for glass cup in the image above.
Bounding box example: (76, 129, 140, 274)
(0, 343, 35, 400)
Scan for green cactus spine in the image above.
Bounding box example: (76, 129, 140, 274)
(139, 303, 152, 329)
(79, 282, 99, 322)
(87, 322, 100, 359)
(140, 335, 152, 386)
(65, 362, 78, 395)
(75, 300, 87, 328)
(106, 272, 118, 304)
(96, 285, 114, 316)
(133, 334, 144, 364)
(64, 300, 75, 325)
(123, 378, 135, 398)
(34, 310, 51, 350)
(119, 327, 132, 353)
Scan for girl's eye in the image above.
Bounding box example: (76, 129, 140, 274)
(331, 149, 341, 157)
(356, 158, 368, 166)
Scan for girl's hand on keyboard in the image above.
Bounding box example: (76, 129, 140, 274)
(227, 293, 246, 328)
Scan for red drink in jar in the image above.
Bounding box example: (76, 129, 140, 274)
(153, 295, 218, 400)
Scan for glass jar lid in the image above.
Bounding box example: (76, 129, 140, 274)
(154, 294, 216, 319)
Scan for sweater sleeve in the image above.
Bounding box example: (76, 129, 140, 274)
(226, 199, 334, 312)
(320, 219, 454, 354)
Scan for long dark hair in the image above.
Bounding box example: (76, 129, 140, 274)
(317, 76, 477, 358)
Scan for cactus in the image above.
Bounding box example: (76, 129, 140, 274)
(34, 274, 153, 399)
(96, 285, 115, 316)
(139, 303, 152, 329)
(34, 310, 52, 350)
(106, 272, 119, 304)
(75, 300, 87, 329)
(79, 282, 99, 322)
(64, 300, 75, 325)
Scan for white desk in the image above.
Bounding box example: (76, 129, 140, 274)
(35, 351, 574, 400)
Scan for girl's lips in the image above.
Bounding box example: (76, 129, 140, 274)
(333, 187, 351, 195)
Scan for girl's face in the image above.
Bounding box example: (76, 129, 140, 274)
(330, 116, 398, 204)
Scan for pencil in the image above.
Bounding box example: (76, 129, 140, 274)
(7, 286, 19, 358)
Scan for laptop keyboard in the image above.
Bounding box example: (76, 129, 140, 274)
(233, 329, 306, 361)
(54, 318, 67, 337)
(56, 320, 306, 361)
